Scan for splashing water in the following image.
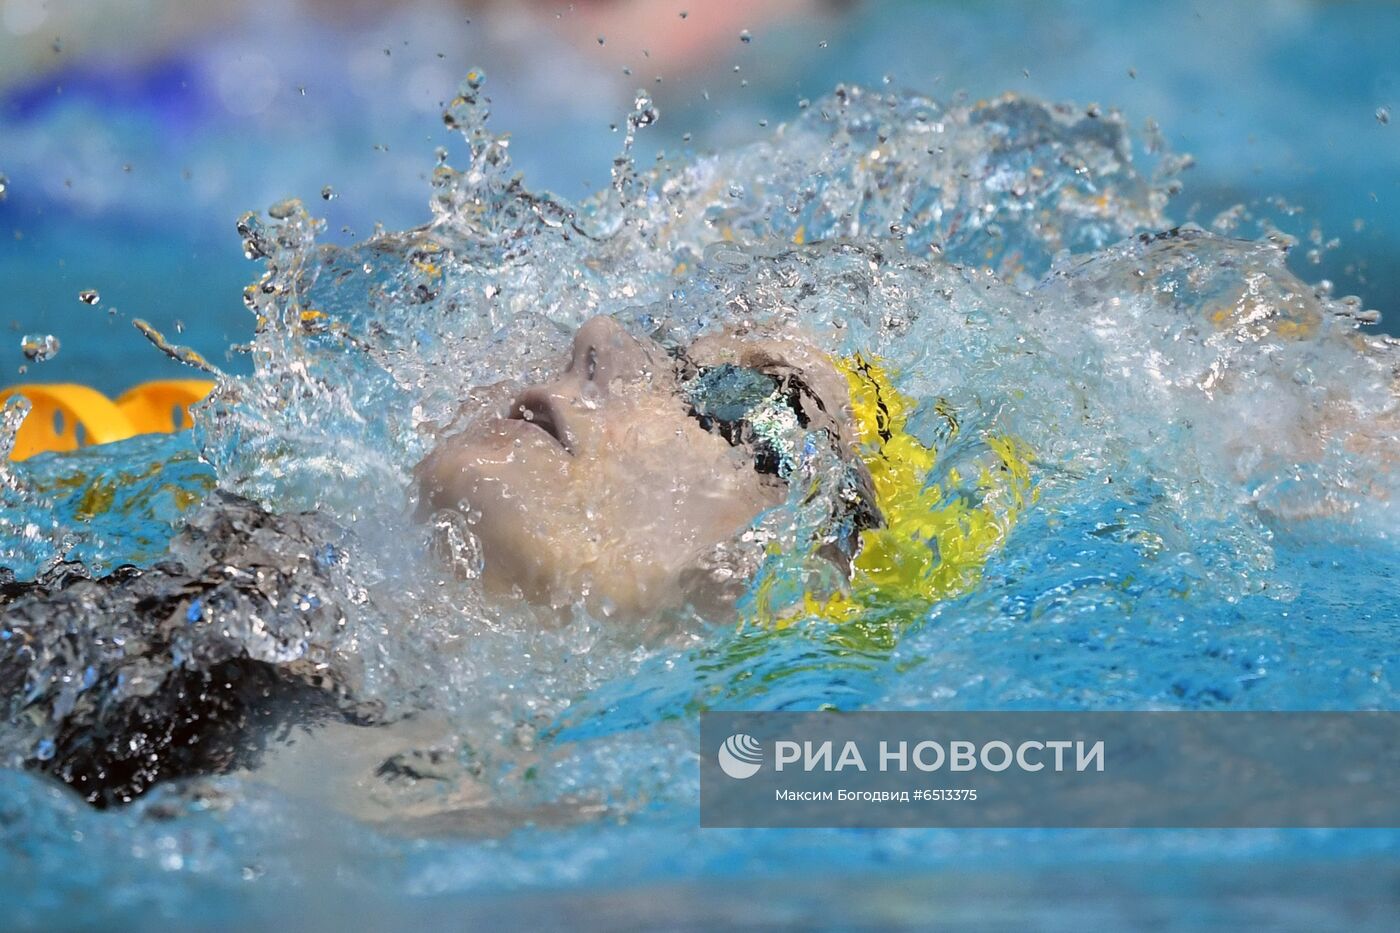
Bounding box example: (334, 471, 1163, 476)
(131, 318, 222, 375)
(2, 76, 1398, 925)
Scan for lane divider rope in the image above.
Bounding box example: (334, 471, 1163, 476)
(0, 380, 215, 461)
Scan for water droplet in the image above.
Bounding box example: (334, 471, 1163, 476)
(597, 35, 605, 45)
(818, 40, 828, 49)
(0, 173, 8, 200)
(20, 334, 60, 362)
(267, 198, 300, 220)
(629, 91, 659, 129)
(1378, 106, 1391, 125)
(131, 319, 220, 374)
(78, 289, 99, 305)
(740, 30, 752, 43)
(679, 10, 688, 19)
(1127, 67, 1137, 79)
(321, 185, 336, 201)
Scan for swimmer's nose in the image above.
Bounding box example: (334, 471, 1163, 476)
(509, 386, 575, 453)
(566, 316, 666, 391)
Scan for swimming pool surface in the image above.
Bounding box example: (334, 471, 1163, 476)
(1, 2, 1397, 928)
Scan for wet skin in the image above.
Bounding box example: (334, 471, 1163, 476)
(417, 317, 858, 618)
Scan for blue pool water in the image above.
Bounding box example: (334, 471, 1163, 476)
(1, 0, 1398, 397)
(2, 3, 1399, 929)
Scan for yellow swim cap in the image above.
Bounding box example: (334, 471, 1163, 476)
(755, 354, 1032, 641)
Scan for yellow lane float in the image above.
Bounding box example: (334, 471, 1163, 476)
(0, 379, 215, 461)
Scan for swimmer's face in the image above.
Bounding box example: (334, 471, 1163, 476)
(418, 317, 844, 618)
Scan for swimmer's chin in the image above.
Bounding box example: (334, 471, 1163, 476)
(473, 540, 760, 627)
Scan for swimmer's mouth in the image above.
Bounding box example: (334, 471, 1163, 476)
(509, 392, 574, 453)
